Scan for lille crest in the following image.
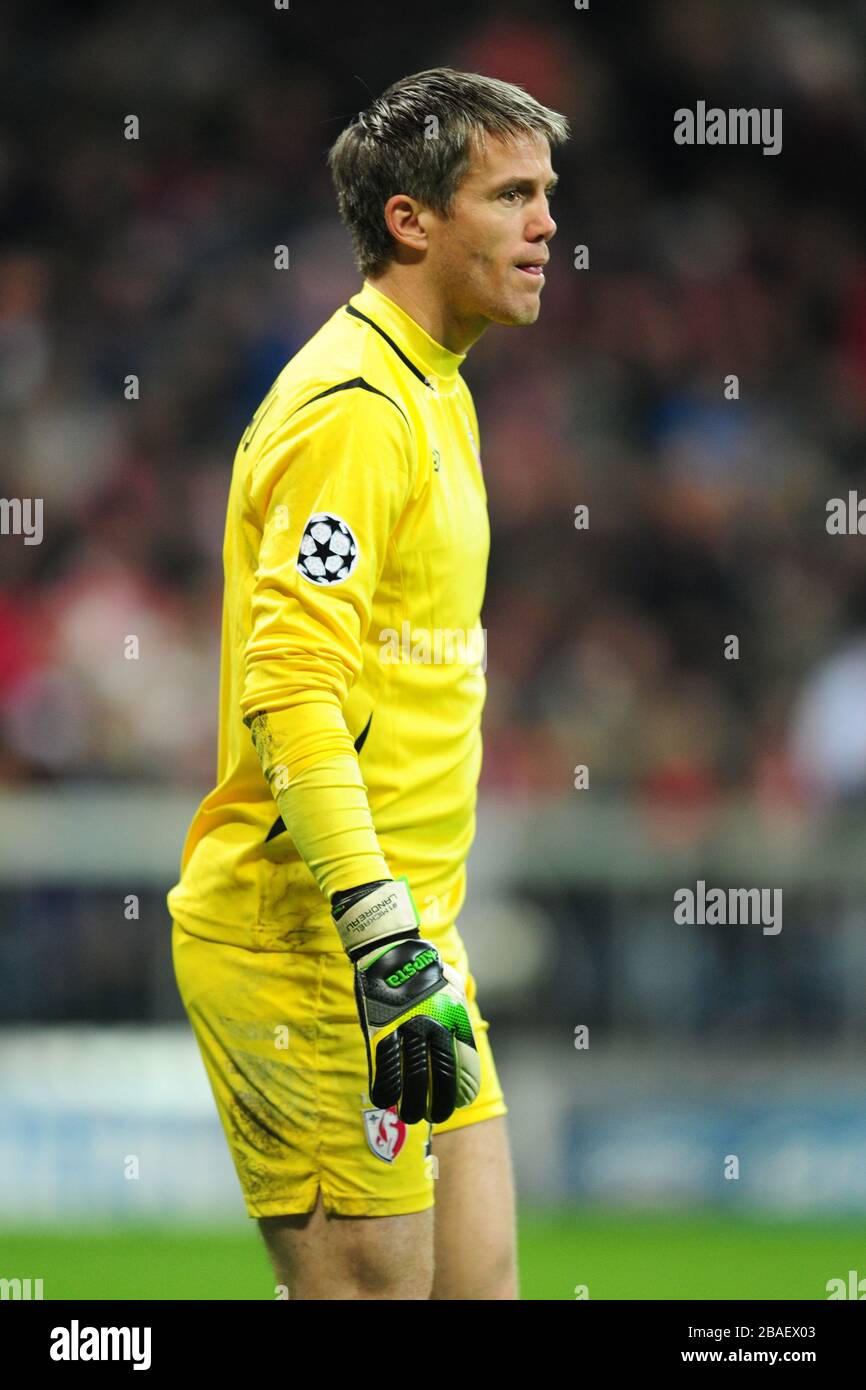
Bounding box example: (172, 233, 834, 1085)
(362, 1104, 408, 1162)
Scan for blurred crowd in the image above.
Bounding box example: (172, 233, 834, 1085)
(2, 0, 866, 818)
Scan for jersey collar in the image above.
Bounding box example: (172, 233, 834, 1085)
(347, 279, 466, 392)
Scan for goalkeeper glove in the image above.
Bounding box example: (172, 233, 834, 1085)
(331, 876, 481, 1125)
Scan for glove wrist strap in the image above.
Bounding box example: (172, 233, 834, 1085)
(331, 874, 421, 957)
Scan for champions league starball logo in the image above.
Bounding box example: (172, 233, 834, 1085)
(296, 512, 359, 585)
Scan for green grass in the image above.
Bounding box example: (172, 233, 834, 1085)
(518, 1209, 866, 1300)
(2, 1210, 862, 1299)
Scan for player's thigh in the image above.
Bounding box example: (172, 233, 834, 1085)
(430, 1115, 518, 1300)
(259, 1190, 434, 1300)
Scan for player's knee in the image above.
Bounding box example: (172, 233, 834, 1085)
(260, 1203, 434, 1300)
(484, 1246, 519, 1300)
(348, 1241, 433, 1300)
(290, 1262, 432, 1300)
(431, 1239, 517, 1301)
(271, 1256, 433, 1300)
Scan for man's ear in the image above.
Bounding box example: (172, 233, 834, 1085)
(384, 194, 428, 254)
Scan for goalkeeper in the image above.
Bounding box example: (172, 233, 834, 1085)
(168, 66, 566, 1301)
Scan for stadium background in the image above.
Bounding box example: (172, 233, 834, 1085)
(2, 0, 866, 1299)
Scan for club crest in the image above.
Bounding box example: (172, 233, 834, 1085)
(362, 1104, 407, 1162)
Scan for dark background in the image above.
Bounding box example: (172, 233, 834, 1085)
(2, 0, 866, 1041)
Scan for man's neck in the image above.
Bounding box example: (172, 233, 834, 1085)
(364, 272, 488, 356)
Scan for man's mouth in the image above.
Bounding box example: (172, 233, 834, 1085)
(514, 262, 546, 279)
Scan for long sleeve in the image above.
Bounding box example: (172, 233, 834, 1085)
(240, 383, 416, 901)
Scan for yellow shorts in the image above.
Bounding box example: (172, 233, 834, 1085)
(171, 918, 508, 1218)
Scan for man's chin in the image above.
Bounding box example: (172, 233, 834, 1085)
(491, 300, 542, 327)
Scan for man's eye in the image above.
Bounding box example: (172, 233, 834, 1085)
(501, 188, 557, 203)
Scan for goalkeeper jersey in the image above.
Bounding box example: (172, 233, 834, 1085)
(167, 279, 489, 950)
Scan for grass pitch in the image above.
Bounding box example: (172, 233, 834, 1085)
(2, 1208, 861, 1300)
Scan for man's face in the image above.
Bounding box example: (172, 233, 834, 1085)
(426, 129, 558, 329)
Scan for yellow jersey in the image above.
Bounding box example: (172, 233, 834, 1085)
(167, 279, 489, 951)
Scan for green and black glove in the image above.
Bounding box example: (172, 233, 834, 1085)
(331, 876, 481, 1125)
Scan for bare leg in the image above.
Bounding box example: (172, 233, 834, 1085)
(429, 1115, 518, 1300)
(259, 1192, 434, 1300)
